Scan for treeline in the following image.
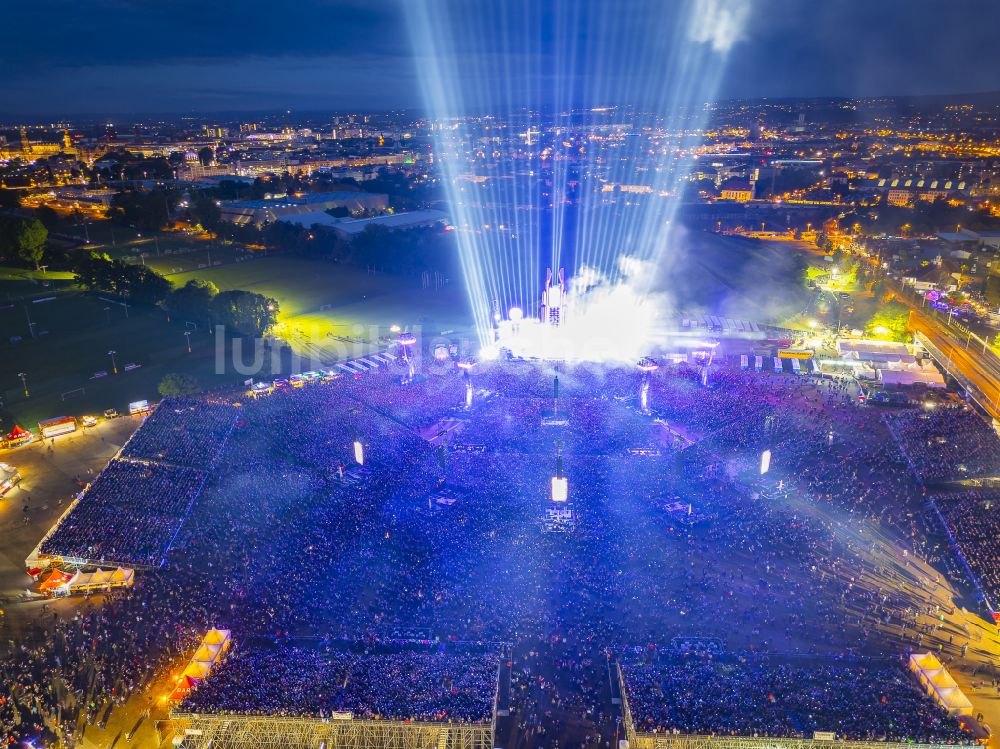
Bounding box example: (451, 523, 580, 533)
(73, 252, 278, 336)
(847, 198, 1000, 237)
(106, 184, 457, 278)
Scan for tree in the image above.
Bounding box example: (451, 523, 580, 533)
(108, 189, 176, 231)
(211, 290, 279, 336)
(0, 216, 47, 268)
(158, 373, 201, 397)
(120, 263, 172, 304)
(197, 147, 215, 167)
(72, 251, 171, 304)
(865, 301, 910, 342)
(188, 194, 222, 234)
(163, 278, 218, 322)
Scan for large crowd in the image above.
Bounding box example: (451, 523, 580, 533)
(180, 645, 498, 723)
(120, 397, 238, 469)
(883, 405, 1000, 484)
(3, 355, 990, 749)
(933, 489, 1000, 612)
(36, 397, 238, 568)
(622, 655, 971, 743)
(39, 459, 206, 567)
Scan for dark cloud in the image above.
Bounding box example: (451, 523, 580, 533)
(0, 0, 996, 116)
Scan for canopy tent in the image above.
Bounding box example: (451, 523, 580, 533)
(193, 643, 223, 664)
(203, 628, 231, 647)
(38, 569, 76, 593)
(183, 661, 211, 680)
(168, 628, 232, 703)
(877, 367, 946, 388)
(5, 425, 32, 447)
(170, 675, 202, 702)
(909, 652, 973, 717)
(38, 566, 135, 596)
(109, 567, 135, 585)
(935, 686, 974, 716)
(910, 652, 943, 672)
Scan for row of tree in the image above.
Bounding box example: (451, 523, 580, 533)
(164, 278, 279, 337)
(73, 252, 279, 336)
(209, 219, 457, 277)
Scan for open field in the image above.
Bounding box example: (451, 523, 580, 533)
(0, 256, 472, 428)
(171, 256, 474, 360)
(53, 220, 261, 276)
(0, 292, 235, 428)
(0, 266, 75, 283)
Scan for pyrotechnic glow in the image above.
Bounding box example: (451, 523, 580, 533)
(493, 255, 672, 361)
(404, 0, 752, 357)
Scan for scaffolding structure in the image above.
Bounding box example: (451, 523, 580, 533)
(170, 713, 493, 749)
(617, 665, 964, 749)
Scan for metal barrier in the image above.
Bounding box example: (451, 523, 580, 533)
(170, 713, 493, 749)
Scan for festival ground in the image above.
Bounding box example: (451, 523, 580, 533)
(3, 357, 1000, 749)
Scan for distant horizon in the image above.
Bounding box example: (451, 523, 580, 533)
(3, 88, 1000, 125)
(2, 0, 998, 119)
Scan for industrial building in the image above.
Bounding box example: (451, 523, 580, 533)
(219, 191, 388, 227)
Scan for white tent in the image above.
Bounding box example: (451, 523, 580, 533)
(909, 652, 973, 717)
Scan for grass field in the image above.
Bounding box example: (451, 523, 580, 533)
(0, 255, 473, 429)
(0, 266, 75, 283)
(0, 291, 239, 428)
(171, 256, 474, 363)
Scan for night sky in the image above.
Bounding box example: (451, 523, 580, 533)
(1, 0, 998, 116)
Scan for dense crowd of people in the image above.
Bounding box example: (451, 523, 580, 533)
(622, 655, 972, 743)
(36, 397, 238, 568)
(39, 459, 206, 567)
(3, 355, 992, 749)
(883, 405, 1000, 484)
(120, 397, 238, 469)
(933, 489, 1000, 611)
(181, 645, 498, 723)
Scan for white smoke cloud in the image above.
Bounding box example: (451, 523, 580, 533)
(488, 255, 677, 363)
(688, 0, 752, 53)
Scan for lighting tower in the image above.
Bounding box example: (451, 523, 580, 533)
(19, 126, 31, 155)
(540, 268, 566, 327)
(457, 357, 476, 410)
(398, 331, 417, 381)
(636, 357, 658, 414)
(551, 440, 568, 503)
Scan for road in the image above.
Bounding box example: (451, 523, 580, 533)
(907, 308, 1000, 419)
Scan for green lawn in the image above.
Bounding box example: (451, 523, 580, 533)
(171, 256, 473, 357)
(0, 267, 75, 282)
(0, 255, 473, 430)
(0, 292, 238, 429)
